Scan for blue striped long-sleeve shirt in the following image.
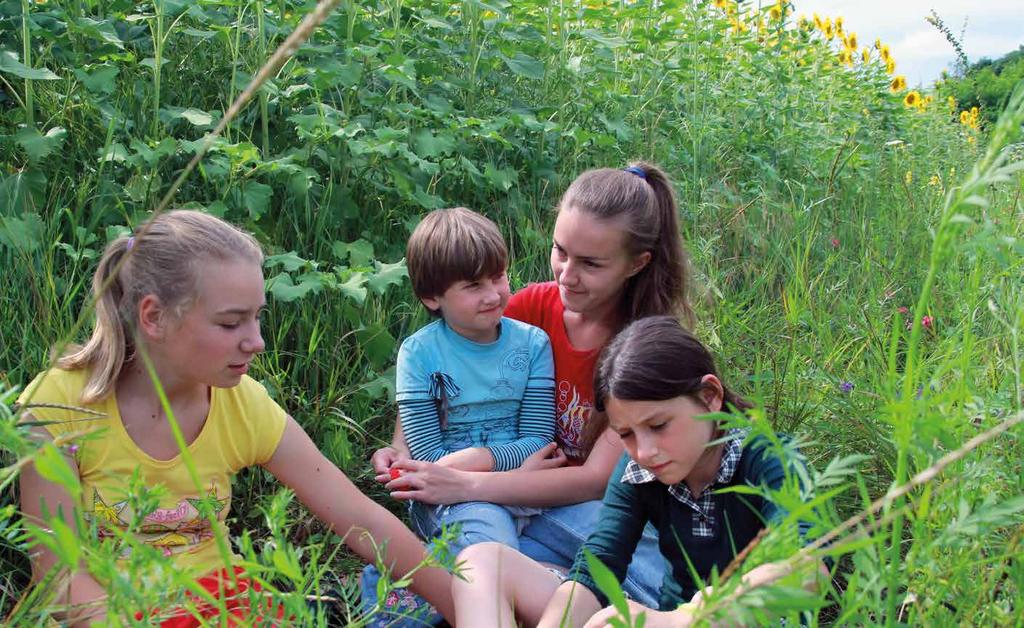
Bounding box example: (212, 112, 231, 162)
(396, 318, 556, 471)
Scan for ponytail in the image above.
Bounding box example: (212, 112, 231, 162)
(56, 237, 132, 403)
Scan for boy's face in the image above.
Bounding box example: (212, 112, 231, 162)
(421, 270, 510, 343)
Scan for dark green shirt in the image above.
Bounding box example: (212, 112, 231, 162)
(567, 436, 808, 610)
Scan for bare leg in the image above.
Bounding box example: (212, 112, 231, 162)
(453, 542, 565, 627)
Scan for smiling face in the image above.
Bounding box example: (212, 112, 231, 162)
(550, 208, 650, 317)
(421, 270, 511, 343)
(605, 377, 723, 487)
(157, 259, 267, 389)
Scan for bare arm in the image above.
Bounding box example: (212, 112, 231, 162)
(434, 447, 494, 471)
(264, 416, 455, 623)
(389, 429, 624, 507)
(19, 425, 107, 627)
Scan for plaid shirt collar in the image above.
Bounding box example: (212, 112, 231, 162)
(622, 428, 747, 508)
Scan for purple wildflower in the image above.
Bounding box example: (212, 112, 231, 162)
(840, 381, 854, 394)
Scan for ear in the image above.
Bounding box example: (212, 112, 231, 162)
(420, 295, 441, 313)
(698, 374, 724, 413)
(136, 294, 167, 341)
(627, 251, 652, 277)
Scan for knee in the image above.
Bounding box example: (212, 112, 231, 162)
(454, 542, 507, 589)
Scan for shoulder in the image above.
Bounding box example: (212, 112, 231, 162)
(399, 320, 445, 354)
(510, 281, 559, 305)
(500, 317, 548, 343)
(507, 282, 559, 321)
(18, 368, 88, 405)
(17, 368, 104, 439)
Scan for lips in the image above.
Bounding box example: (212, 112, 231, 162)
(646, 461, 671, 474)
(228, 362, 249, 375)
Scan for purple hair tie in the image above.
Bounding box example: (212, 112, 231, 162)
(126, 236, 135, 251)
(623, 165, 647, 180)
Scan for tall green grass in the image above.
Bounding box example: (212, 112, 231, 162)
(1, 0, 1022, 624)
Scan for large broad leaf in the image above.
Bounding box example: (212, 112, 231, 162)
(0, 212, 44, 252)
(70, 17, 125, 49)
(413, 129, 456, 158)
(266, 272, 323, 302)
(241, 181, 273, 220)
(332, 239, 375, 267)
(265, 251, 312, 272)
(0, 170, 47, 216)
(502, 53, 544, 80)
(337, 271, 368, 305)
(354, 324, 396, 369)
(177, 107, 214, 127)
(15, 127, 67, 163)
(0, 51, 58, 80)
(73, 64, 120, 95)
(367, 259, 408, 294)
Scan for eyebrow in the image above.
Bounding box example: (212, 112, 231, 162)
(552, 238, 609, 263)
(215, 305, 266, 316)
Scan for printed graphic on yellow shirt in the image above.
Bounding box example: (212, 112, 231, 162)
(88, 485, 228, 558)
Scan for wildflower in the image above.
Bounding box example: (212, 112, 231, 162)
(928, 174, 941, 187)
(769, 3, 783, 21)
(862, 48, 870, 63)
(897, 306, 909, 314)
(840, 381, 854, 394)
(834, 16, 844, 34)
(890, 75, 906, 92)
(838, 49, 852, 66)
(823, 18, 835, 40)
(813, 13, 823, 30)
(970, 105, 979, 117)
(846, 32, 857, 50)
(903, 91, 920, 108)
(830, 237, 840, 248)
(904, 170, 913, 185)
(713, 0, 728, 8)
(921, 315, 933, 329)
(959, 110, 970, 125)
(880, 44, 891, 62)
(68, 444, 79, 454)
(874, 38, 882, 50)
(886, 57, 896, 74)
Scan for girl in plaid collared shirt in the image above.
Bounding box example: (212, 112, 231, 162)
(452, 316, 825, 627)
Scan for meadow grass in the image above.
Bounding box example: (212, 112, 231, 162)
(1, 0, 1022, 624)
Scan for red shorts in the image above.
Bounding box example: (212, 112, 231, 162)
(137, 567, 286, 627)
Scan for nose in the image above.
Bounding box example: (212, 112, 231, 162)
(242, 322, 265, 355)
(559, 258, 579, 287)
(635, 432, 659, 465)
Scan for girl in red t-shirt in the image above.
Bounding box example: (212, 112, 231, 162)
(370, 162, 693, 617)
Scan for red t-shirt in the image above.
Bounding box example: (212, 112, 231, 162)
(506, 282, 599, 462)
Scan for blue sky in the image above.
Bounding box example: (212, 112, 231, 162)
(789, 0, 1023, 87)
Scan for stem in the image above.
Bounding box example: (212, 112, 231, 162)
(152, 0, 164, 137)
(256, 0, 270, 157)
(21, 0, 33, 127)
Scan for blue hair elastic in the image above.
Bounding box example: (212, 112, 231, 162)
(126, 236, 136, 251)
(623, 165, 647, 180)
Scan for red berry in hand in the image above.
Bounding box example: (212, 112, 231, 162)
(389, 468, 402, 480)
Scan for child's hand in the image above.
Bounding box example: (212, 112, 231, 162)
(583, 599, 695, 628)
(370, 446, 405, 479)
(519, 443, 568, 471)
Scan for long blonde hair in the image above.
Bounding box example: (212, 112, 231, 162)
(57, 210, 263, 403)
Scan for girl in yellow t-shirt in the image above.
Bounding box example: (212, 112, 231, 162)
(17, 210, 454, 626)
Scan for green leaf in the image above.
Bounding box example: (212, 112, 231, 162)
(265, 251, 312, 272)
(32, 444, 81, 499)
(338, 271, 368, 305)
(73, 65, 120, 95)
(367, 259, 409, 294)
(0, 212, 44, 252)
(177, 107, 214, 127)
(503, 53, 545, 80)
(355, 325, 396, 368)
(413, 129, 456, 158)
(272, 548, 301, 581)
(70, 17, 125, 49)
(0, 51, 59, 80)
(333, 239, 375, 267)
(583, 549, 630, 619)
(484, 163, 517, 191)
(15, 126, 67, 163)
(581, 29, 627, 48)
(50, 518, 82, 568)
(241, 181, 273, 220)
(266, 273, 324, 302)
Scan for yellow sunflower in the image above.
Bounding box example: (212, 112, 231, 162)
(903, 91, 921, 108)
(824, 18, 835, 40)
(886, 57, 896, 75)
(880, 44, 891, 62)
(769, 4, 782, 20)
(947, 95, 956, 110)
(835, 16, 844, 34)
(890, 75, 906, 92)
(959, 110, 969, 125)
(862, 48, 870, 63)
(846, 32, 857, 50)
(813, 13, 823, 30)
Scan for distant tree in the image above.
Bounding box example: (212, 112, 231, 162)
(936, 46, 1024, 126)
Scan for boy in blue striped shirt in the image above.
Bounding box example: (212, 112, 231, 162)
(392, 207, 556, 555)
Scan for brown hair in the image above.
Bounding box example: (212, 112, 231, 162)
(557, 162, 694, 327)
(406, 207, 508, 315)
(583, 316, 750, 452)
(57, 210, 263, 403)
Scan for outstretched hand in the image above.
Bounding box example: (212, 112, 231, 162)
(384, 459, 473, 505)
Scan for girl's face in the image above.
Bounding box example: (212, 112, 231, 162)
(152, 259, 266, 389)
(550, 208, 650, 317)
(605, 377, 723, 486)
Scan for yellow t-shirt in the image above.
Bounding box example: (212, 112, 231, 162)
(18, 368, 287, 575)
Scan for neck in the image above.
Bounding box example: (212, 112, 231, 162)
(684, 441, 725, 497)
(118, 358, 207, 410)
